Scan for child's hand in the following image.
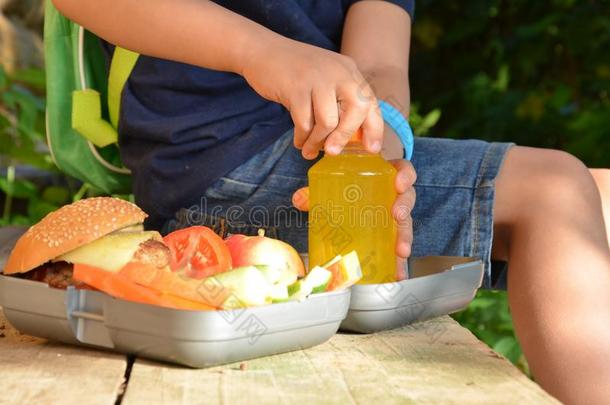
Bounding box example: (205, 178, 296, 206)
(292, 159, 417, 258)
(241, 38, 384, 159)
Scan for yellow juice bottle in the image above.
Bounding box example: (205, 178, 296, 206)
(308, 130, 397, 284)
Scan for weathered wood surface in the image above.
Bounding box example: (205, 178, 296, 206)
(0, 312, 127, 405)
(122, 316, 558, 405)
(0, 310, 557, 404)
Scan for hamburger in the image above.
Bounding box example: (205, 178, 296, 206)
(4, 197, 163, 284)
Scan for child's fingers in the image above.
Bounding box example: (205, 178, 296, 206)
(302, 86, 339, 160)
(392, 190, 416, 226)
(393, 182, 416, 259)
(390, 159, 417, 193)
(291, 186, 310, 211)
(289, 96, 314, 149)
(392, 187, 417, 219)
(323, 92, 368, 155)
(361, 100, 384, 154)
(395, 215, 413, 258)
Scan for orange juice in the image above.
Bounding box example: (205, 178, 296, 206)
(308, 140, 397, 284)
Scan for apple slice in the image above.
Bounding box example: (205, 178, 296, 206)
(202, 266, 272, 309)
(255, 264, 298, 287)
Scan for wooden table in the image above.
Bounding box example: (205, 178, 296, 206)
(0, 310, 557, 404)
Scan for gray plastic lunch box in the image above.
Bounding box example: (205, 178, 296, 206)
(340, 256, 484, 333)
(0, 274, 351, 368)
(0, 228, 483, 367)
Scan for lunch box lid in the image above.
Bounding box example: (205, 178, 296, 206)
(339, 256, 483, 333)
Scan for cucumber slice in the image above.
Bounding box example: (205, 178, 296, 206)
(287, 266, 332, 301)
(308, 266, 332, 293)
(269, 283, 288, 301)
(287, 279, 309, 299)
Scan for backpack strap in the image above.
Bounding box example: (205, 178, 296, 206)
(108, 46, 139, 129)
(71, 39, 139, 147)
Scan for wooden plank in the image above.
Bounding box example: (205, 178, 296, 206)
(122, 316, 559, 404)
(0, 310, 128, 405)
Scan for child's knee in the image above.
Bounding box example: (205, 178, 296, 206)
(531, 149, 595, 201)
(496, 147, 597, 225)
(591, 168, 610, 195)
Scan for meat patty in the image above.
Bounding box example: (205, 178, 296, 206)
(131, 239, 170, 268)
(20, 261, 75, 289)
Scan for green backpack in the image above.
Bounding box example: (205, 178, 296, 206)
(44, 0, 138, 194)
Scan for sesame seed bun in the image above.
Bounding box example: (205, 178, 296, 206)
(3, 197, 147, 275)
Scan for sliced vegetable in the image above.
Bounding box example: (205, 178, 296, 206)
(287, 279, 311, 301)
(75, 263, 216, 310)
(163, 226, 232, 279)
(160, 293, 215, 311)
(308, 266, 333, 293)
(325, 250, 362, 291)
(58, 231, 162, 272)
(287, 266, 332, 300)
(269, 283, 289, 302)
(121, 262, 230, 308)
(202, 266, 272, 309)
(255, 264, 298, 287)
(73, 263, 167, 307)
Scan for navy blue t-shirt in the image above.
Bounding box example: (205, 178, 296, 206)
(114, 0, 414, 229)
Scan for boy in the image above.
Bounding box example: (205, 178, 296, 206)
(53, 1, 610, 402)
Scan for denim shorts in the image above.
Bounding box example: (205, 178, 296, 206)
(163, 131, 513, 289)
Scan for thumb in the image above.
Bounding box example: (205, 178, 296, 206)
(292, 186, 310, 211)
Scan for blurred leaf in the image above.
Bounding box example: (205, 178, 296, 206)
(411, 0, 610, 167)
(493, 336, 522, 364)
(453, 290, 527, 375)
(419, 109, 441, 134)
(467, 297, 496, 310)
(10, 68, 46, 91)
(41, 186, 70, 205)
(10, 215, 34, 226)
(413, 19, 443, 49)
(515, 94, 545, 121)
(0, 65, 6, 90)
(0, 178, 38, 199)
(550, 85, 572, 110)
(27, 199, 60, 223)
(493, 65, 510, 92)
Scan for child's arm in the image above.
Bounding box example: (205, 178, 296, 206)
(52, 0, 384, 159)
(341, 1, 412, 160)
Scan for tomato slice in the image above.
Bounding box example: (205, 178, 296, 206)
(74, 263, 217, 311)
(163, 226, 232, 278)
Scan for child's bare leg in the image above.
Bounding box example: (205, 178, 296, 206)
(591, 169, 610, 244)
(492, 147, 610, 403)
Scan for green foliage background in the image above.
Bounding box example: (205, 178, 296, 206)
(410, 0, 610, 373)
(411, 0, 610, 167)
(2, 0, 610, 374)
